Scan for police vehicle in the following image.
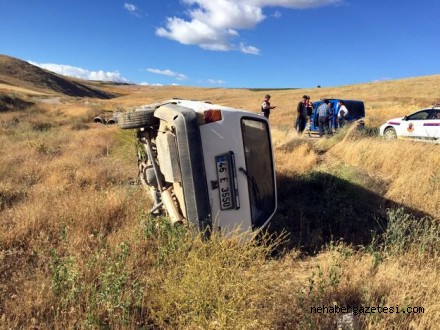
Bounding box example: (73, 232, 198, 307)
(379, 105, 440, 141)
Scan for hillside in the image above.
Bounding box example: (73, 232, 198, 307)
(99, 74, 440, 128)
(0, 54, 116, 99)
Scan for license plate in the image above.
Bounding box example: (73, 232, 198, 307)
(215, 153, 237, 210)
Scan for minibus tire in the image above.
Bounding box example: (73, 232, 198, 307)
(117, 110, 158, 129)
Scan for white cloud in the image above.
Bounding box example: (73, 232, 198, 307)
(207, 79, 226, 84)
(272, 10, 282, 18)
(28, 61, 130, 83)
(250, 0, 342, 8)
(239, 43, 260, 55)
(156, 0, 341, 54)
(124, 3, 140, 16)
(138, 82, 163, 86)
(124, 3, 136, 12)
(146, 68, 188, 81)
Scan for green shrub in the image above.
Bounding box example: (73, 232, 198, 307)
(381, 208, 440, 257)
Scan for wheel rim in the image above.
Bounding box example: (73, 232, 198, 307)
(385, 128, 396, 139)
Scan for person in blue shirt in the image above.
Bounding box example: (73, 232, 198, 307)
(317, 99, 331, 137)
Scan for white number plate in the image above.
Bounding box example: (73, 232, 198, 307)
(215, 153, 235, 210)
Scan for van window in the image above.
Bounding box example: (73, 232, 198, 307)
(344, 101, 365, 118)
(241, 118, 276, 228)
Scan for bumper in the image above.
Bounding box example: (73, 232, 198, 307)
(154, 104, 212, 232)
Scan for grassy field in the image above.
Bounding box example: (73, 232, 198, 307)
(0, 75, 439, 329)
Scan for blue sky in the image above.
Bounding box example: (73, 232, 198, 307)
(0, 0, 439, 88)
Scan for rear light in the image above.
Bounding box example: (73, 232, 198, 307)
(203, 109, 222, 123)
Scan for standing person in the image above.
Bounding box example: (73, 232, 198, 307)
(317, 99, 331, 137)
(305, 96, 314, 117)
(337, 100, 349, 128)
(305, 95, 314, 131)
(295, 95, 308, 133)
(326, 102, 335, 132)
(261, 94, 276, 119)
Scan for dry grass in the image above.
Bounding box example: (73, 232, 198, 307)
(1, 76, 439, 329)
(329, 138, 440, 219)
(0, 83, 50, 96)
(103, 74, 440, 128)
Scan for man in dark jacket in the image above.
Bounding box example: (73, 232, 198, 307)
(295, 95, 308, 133)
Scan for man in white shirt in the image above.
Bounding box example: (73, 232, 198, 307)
(337, 100, 349, 128)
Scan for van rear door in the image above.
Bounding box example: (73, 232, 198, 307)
(343, 100, 365, 121)
(200, 113, 276, 235)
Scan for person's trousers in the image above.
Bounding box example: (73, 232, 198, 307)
(338, 117, 345, 128)
(318, 116, 329, 137)
(296, 116, 306, 133)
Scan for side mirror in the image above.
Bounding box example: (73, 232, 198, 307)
(403, 116, 408, 121)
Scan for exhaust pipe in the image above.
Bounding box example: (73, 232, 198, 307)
(161, 188, 185, 226)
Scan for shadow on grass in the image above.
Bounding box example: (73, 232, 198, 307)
(0, 94, 34, 112)
(269, 171, 430, 253)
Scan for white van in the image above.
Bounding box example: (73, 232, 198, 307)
(117, 99, 277, 237)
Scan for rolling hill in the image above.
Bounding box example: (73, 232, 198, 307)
(0, 54, 116, 99)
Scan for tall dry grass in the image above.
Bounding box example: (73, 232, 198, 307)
(0, 97, 148, 327)
(1, 76, 439, 329)
(102, 74, 440, 129)
(329, 138, 440, 219)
